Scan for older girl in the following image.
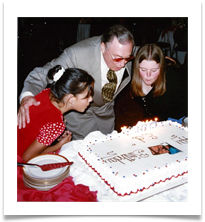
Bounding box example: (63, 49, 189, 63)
(131, 43, 187, 121)
(18, 65, 94, 162)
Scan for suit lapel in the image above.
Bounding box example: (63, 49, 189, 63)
(113, 62, 132, 100)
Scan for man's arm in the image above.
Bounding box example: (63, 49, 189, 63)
(18, 47, 77, 129)
(20, 48, 76, 97)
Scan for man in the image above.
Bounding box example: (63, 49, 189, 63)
(17, 24, 138, 140)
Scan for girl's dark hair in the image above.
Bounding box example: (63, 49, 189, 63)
(47, 65, 94, 103)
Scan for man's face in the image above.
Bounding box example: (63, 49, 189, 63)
(101, 37, 133, 71)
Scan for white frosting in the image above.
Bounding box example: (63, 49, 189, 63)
(75, 120, 188, 196)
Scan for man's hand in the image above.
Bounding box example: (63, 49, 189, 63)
(17, 96, 40, 129)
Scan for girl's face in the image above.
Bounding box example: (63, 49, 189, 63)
(72, 86, 93, 112)
(139, 60, 160, 86)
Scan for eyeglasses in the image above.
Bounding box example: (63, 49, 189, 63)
(107, 48, 135, 63)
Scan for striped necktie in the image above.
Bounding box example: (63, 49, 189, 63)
(102, 69, 117, 103)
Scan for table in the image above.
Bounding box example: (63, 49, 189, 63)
(158, 29, 187, 65)
(17, 154, 98, 202)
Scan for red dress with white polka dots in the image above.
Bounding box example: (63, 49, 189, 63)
(17, 88, 65, 158)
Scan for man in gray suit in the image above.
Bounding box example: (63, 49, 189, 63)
(17, 24, 138, 140)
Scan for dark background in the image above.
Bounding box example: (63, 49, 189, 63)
(17, 17, 187, 106)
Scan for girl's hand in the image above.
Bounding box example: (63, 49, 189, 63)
(58, 130, 72, 145)
(58, 130, 71, 141)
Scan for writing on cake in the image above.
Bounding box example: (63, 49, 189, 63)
(101, 150, 149, 165)
(132, 132, 158, 143)
(132, 132, 187, 145)
(171, 134, 188, 145)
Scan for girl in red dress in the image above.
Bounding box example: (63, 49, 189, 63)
(18, 65, 94, 162)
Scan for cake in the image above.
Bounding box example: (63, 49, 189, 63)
(73, 120, 188, 197)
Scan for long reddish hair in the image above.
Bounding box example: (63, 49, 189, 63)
(131, 44, 166, 97)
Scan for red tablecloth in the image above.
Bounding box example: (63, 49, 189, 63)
(17, 155, 98, 202)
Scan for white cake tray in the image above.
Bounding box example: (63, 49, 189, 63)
(59, 143, 188, 202)
(79, 159, 188, 202)
(109, 177, 188, 202)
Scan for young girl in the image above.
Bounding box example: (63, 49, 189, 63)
(18, 65, 94, 162)
(130, 43, 187, 121)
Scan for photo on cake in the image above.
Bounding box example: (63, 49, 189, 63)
(148, 142, 181, 155)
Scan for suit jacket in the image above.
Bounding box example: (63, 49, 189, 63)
(21, 36, 139, 139)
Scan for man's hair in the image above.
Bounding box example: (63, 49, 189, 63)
(101, 24, 135, 47)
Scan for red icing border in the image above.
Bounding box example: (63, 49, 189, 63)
(78, 152, 188, 197)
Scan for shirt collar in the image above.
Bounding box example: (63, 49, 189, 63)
(101, 51, 109, 72)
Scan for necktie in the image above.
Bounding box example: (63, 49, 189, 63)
(102, 69, 117, 103)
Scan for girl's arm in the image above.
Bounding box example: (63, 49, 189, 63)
(22, 131, 72, 162)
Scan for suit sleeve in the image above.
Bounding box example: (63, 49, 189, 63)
(20, 47, 77, 97)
